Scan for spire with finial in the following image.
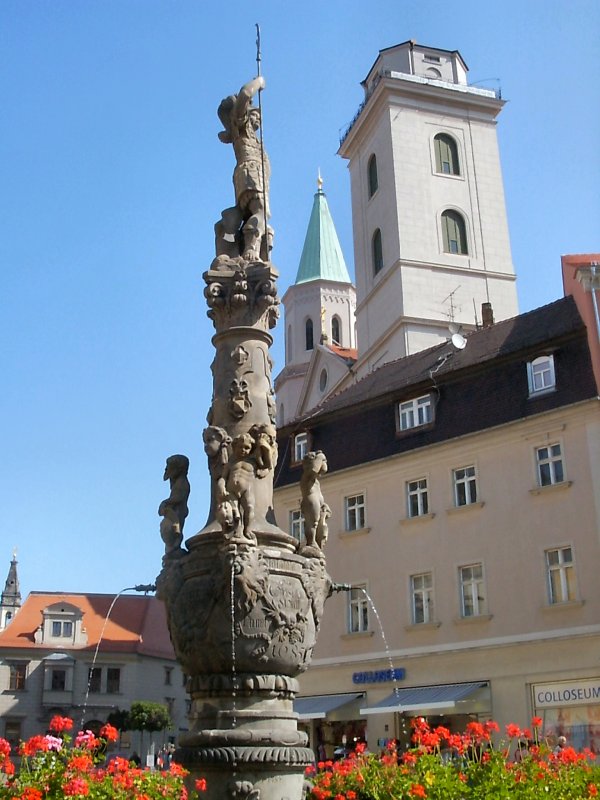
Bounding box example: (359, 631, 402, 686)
(294, 171, 351, 285)
(0, 550, 22, 629)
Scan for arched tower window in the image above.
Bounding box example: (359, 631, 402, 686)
(434, 134, 460, 175)
(331, 315, 341, 344)
(372, 228, 384, 274)
(441, 210, 468, 255)
(367, 154, 378, 197)
(305, 318, 314, 351)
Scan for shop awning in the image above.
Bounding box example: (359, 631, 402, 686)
(361, 682, 488, 716)
(294, 693, 364, 720)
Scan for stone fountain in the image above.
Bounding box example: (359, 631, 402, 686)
(156, 76, 333, 800)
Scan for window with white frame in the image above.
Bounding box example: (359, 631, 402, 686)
(527, 355, 556, 395)
(398, 395, 433, 431)
(289, 510, 305, 542)
(294, 433, 308, 463)
(345, 494, 366, 531)
(51, 620, 73, 638)
(546, 547, 577, 604)
(406, 478, 429, 518)
(453, 465, 478, 506)
(459, 563, 487, 617)
(411, 572, 434, 624)
(348, 585, 369, 633)
(536, 443, 564, 486)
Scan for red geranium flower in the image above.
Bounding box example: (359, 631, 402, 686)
(49, 715, 73, 733)
(99, 723, 118, 742)
(20, 735, 49, 756)
(195, 777, 208, 791)
(410, 783, 427, 798)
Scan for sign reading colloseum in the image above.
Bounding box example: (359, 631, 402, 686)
(533, 679, 600, 708)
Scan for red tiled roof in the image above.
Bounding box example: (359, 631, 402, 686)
(327, 344, 358, 361)
(0, 592, 175, 659)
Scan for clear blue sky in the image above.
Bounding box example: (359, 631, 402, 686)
(2, 0, 599, 599)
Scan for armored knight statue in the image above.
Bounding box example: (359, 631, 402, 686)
(215, 76, 272, 264)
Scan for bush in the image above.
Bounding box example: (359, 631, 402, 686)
(307, 716, 600, 799)
(0, 715, 208, 799)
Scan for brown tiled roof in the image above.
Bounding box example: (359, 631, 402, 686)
(0, 592, 175, 659)
(300, 296, 585, 422)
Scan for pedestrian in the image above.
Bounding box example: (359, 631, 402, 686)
(553, 735, 567, 754)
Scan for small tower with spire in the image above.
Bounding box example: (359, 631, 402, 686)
(1, 551, 22, 629)
(275, 175, 356, 425)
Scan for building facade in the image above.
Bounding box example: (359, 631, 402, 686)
(0, 590, 188, 758)
(274, 293, 600, 756)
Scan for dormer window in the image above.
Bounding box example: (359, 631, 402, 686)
(293, 432, 309, 463)
(39, 602, 87, 646)
(527, 355, 556, 396)
(398, 394, 433, 432)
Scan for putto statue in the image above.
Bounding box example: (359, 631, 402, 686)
(300, 450, 331, 553)
(158, 454, 190, 555)
(215, 76, 272, 264)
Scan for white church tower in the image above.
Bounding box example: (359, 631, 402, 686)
(275, 176, 356, 426)
(338, 41, 519, 375)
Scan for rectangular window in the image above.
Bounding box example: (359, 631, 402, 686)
(164, 667, 173, 686)
(453, 465, 478, 506)
(289, 510, 305, 542)
(51, 620, 73, 638)
(411, 573, 434, 624)
(398, 395, 432, 431)
(345, 494, 365, 531)
(348, 586, 369, 633)
(527, 355, 556, 395)
(536, 443, 564, 486)
(294, 433, 308, 463)
(106, 668, 121, 694)
(546, 547, 576, 604)
(460, 564, 487, 617)
(8, 663, 27, 691)
(406, 478, 429, 518)
(88, 667, 101, 693)
(4, 720, 21, 749)
(51, 669, 66, 691)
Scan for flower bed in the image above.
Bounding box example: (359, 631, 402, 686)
(306, 717, 600, 799)
(0, 716, 207, 799)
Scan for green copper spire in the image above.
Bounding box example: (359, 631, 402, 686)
(294, 175, 351, 285)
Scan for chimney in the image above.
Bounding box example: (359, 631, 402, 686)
(481, 302, 494, 328)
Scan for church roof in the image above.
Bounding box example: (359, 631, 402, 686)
(294, 183, 351, 285)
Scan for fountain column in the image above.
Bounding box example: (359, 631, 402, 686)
(156, 76, 332, 800)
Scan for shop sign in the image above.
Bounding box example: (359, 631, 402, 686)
(352, 668, 405, 685)
(533, 679, 600, 708)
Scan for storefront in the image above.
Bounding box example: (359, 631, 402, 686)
(360, 681, 492, 749)
(532, 678, 600, 753)
(293, 693, 366, 759)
